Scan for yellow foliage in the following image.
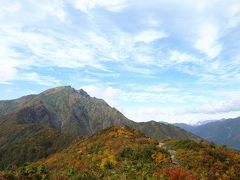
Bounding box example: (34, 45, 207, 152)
(103, 149, 110, 156)
(109, 128, 134, 136)
(116, 129, 133, 136)
(221, 173, 231, 180)
(100, 155, 116, 170)
(151, 152, 166, 163)
(91, 154, 98, 162)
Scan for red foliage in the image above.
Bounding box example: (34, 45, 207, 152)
(156, 167, 196, 180)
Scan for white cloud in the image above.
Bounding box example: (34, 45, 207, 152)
(0, 64, 18, 83)
(169, 50, 199, 63)
(72, 0, 127, 13)
(194, 23, 222, 58)
(147, 18, 160, 27)
(19, 72, 60, 86)
(123, 105, 240, 124)
(0, 61, 60, 86)
(184, 93, 240, 114)
(81, 85, 121, 108)
(134, 29, 168, 43)
(224, 2, 240, 28)
(36, 1, 67, 22)
(121, 65, 154, 75)
(79, 83, 240, 124)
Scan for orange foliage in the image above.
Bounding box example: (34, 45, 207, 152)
(156, 167, 196, 180)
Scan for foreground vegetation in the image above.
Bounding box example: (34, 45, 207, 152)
(0, 127, 240, 179)
(165, 140, 240, 179)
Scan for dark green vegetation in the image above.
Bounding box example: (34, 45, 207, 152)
(0, 86, 199, 170)
(175, 117, 240, 150)
(1, 127, 240, 179)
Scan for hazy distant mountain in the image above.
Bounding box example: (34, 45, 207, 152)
(175, 117, 240, 150)
(174, 123, 194, 131)
(0, 86, 199, 169)
(194, 119, 220, 126)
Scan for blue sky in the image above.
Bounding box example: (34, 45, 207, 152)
(0, 0, 240, 124)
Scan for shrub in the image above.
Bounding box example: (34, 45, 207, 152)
(77, 172, 97, 180)
(20, 163, 37, 178)
(100, 157, 116, 170)
(89, 143, 102, 154)
(156, 167, 196, 180)
(119, 146, 156, 162)
(20, 163, 49, 180)
(36, 164, 49, 180)
(1, 171, 17, 180)
(67, 166, 76, 178)
(173, 140, 203, 151)
(151, 152, 166, 163)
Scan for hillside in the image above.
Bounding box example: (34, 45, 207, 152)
(0, 122, 78, 170)
(175, 117, 240, 150)
(1, 127, 240, 179)
(0, 86, 200, 170)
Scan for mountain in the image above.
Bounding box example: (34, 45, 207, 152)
(0, 86, 199, 170)
(0, 86, 198, 139)
(175, 117, 240, 150)
(135, 121, 198, 140)
(1, 127, 240, 179)
(174, 123, 194, 132)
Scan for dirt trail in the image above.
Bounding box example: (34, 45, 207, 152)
(157, 142, 178, 165)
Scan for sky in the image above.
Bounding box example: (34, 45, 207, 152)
(0, 0, 240, 124)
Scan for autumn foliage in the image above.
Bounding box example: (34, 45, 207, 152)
(1, 127, 240, 179)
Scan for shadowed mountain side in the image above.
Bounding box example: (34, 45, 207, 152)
(0, 122, 78, 170)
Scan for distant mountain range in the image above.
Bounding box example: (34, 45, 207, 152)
(0, 86, 198, 169)
(175, 117, 240, 150)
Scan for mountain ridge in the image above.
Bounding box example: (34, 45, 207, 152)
(175, 117, 240, 150)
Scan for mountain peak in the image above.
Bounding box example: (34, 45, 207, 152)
(78, 89, 90, 98)
(41, 86, 75, 95)
(41, 86, 90, 98)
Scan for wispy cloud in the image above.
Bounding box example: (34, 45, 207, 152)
(0, 0, 240, 123)
(134, 29, 168, 43)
